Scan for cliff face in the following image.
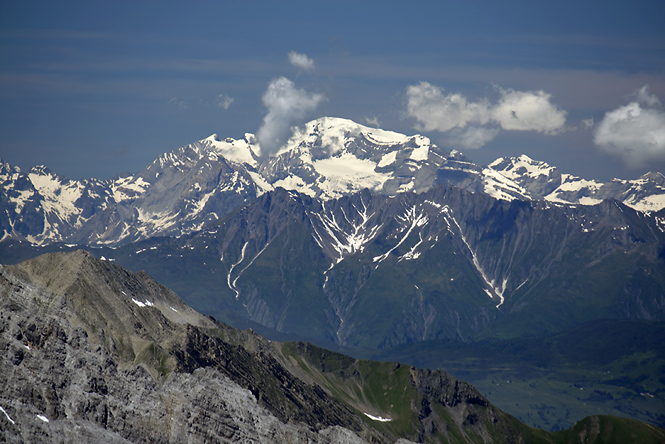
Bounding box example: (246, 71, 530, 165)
(97, 185, 665, 350)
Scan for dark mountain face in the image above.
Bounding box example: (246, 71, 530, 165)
(97, 185, 665, 351)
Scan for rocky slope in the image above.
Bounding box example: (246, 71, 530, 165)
(1, 250, 585, 443)
(0, 251, 376, 443)
(1, 118, 664, 247)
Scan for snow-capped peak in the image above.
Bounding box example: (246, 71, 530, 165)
(488, 155, 558, 181)
(204, 133, 260, 167)
(260, 117, 446, 200)
(278, 117, 414, 155)
(487, 155, 665, 212)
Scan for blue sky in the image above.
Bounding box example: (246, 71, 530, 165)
(1, 0, 664, 181)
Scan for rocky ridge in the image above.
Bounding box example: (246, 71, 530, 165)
(0, 251, 372, 443)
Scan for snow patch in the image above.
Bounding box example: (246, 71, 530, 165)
(205, 135, 258, 167)
(409, 143, 429, 161)
(490, 155, 556, 180)
(626, 193, 665, 213)
(378, 151, 397, 168)
(227, 242, 248, 298)
(272, 175, 316, 197)
(310, 196, 382, 267)
(132, 298, 155, 308)
(112, 176, 151, 202)
(28, 171, 84, 220)
(312, 153, 391, 192)
(8, 188, 34, 213)
(481, 168, 529, 201)
(247, 171, 274, 195)
(364, 412, 391, 422)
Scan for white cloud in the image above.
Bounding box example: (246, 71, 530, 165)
(288, 51, 315, 72)
(257, 76, 325, 155)
(216, 93, 234, 110)
(594, 86, 665, 168)
(491, 88, 566, 134)
(405, 82, 567, 149)
(406, 82, 490, 132)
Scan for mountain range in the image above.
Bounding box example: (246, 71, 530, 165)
(2, 250, 664, 443)
(1, 117, 665, 433)
(1, 117, 664, 247)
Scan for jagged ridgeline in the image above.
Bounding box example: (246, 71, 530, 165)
(1, 117, 664, 247)
(2, 251, 664, 443)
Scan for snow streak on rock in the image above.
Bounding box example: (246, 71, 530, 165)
(0, 406, 15, 425)
(227, 242, 248, 299)
(309, 196, 382, 268)
(438, 205, 506, 308)
(373, 205, 428, 266)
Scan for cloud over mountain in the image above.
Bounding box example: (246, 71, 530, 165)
(491, 87, 567, 133)
(594, 86, 665, 168)
(405, 82, 567, 149)
(257, 76, 325, 155)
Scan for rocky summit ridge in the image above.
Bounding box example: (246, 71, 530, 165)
(1, 117, 664, 247)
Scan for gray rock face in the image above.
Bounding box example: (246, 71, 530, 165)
(0, 254, 375, 444)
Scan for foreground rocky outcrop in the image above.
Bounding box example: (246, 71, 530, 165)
(0, 251, 382, 443)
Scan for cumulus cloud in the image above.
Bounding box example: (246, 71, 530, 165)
(491, 88, 566, 134)
(406, 82, 490, 133)
(168, 97, 189, 110)
(256, 76, 325, 155)
(288, 51, 315, 72)
(594, 86, 665, 168)
(405, 82, 567, 149)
